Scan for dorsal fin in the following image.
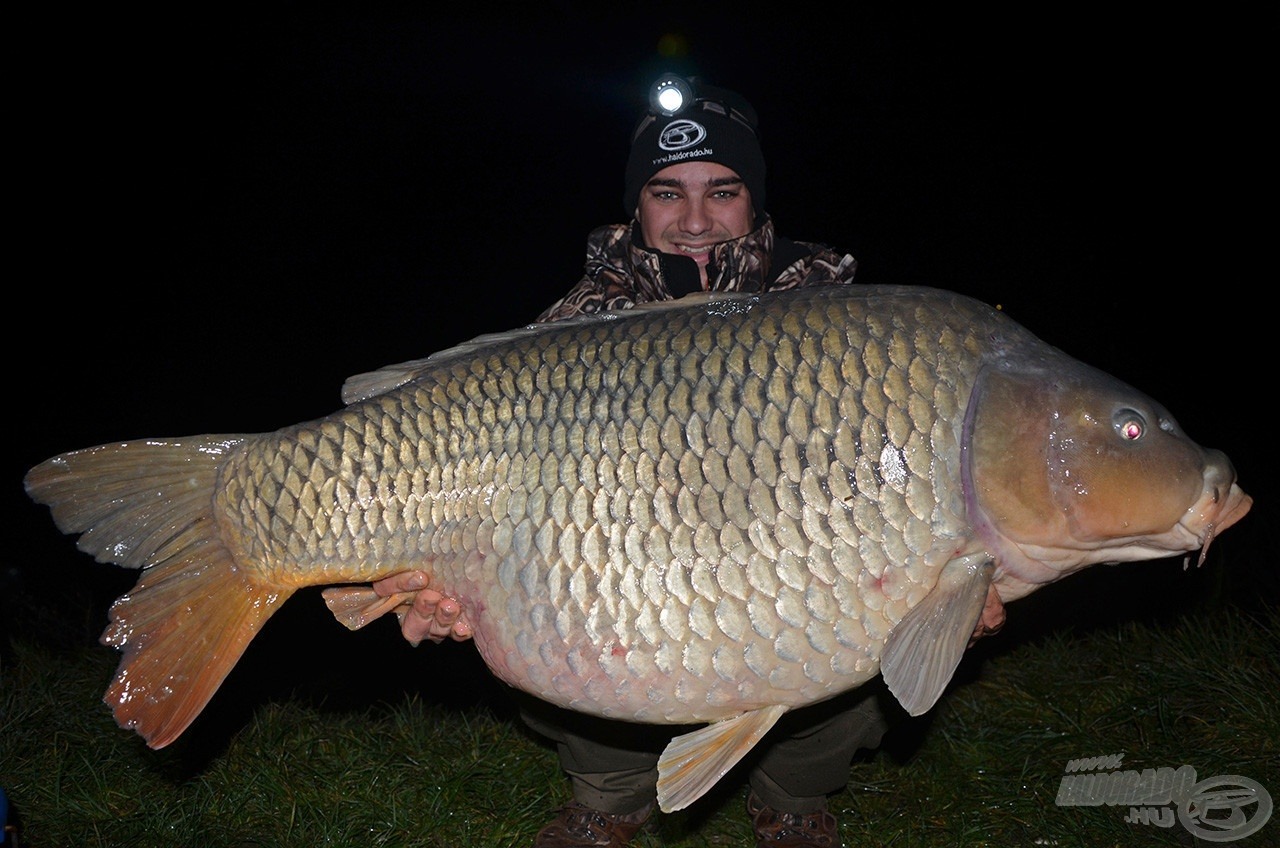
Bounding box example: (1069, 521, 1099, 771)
(339, 292, 765, 403)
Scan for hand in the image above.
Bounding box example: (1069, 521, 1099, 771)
(370, 570, 474, 646)
(969, 584, 1006, 646)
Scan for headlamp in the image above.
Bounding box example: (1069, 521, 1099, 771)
(648, 74, 695, 117)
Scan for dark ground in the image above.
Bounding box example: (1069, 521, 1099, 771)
(8, 1, 1275, 764)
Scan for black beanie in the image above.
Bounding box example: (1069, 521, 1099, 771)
(623, 78, 766, 222)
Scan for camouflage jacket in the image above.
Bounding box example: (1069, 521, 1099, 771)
(536, 217, 858, 322)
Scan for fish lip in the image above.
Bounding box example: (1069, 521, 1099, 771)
(1213, 487, 1253, 533)
(1185, 483, 1252, 541)
(1183, 485, 1253, 567)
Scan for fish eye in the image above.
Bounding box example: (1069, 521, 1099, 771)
(1114, 409, 1146, 441)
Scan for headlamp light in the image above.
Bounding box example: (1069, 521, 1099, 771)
(648, 74, 695, 117)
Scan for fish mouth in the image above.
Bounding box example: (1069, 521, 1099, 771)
(1184, 481, 1252, 569)
(992, 475, 1253, 598)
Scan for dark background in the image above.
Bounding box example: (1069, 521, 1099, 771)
(9, 6, 1274, 710)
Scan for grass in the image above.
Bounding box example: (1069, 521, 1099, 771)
(3, 556, 1277, 847)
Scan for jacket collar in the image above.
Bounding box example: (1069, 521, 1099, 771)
(625, 216, 777, 295)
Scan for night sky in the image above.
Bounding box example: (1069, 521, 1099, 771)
(11, 6, 1273, 716)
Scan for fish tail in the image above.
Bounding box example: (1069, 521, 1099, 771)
(24, 436, 293, 748)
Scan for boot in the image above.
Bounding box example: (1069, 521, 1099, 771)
(532, 801, 653, 847)
(747, 790, 840, 847)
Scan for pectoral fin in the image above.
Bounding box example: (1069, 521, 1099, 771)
(321, 586, 414, 631)
(881, 554, 994, 716)
(656, 704, 787, 812)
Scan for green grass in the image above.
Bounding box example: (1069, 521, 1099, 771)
(3, 567, 1277, 848)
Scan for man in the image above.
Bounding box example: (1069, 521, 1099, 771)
(373, 76, 1006, 848)
(535, 75, 856, 319)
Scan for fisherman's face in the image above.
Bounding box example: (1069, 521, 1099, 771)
(636, 161, 755, 289)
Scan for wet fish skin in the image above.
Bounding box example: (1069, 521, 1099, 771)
(24, 284, 1251, 812)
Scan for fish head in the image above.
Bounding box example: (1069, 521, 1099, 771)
(965, 357, 1252, 599)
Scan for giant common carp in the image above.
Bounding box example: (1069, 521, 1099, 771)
(25, 285, 1251, 812)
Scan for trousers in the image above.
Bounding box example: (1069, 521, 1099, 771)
(518, 679, 895, 815)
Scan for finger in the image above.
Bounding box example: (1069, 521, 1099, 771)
(450, 619, 473, 641)
(413, 588, 445, 616)
(397, 608, 423, 648)
(400, 607, 439, 645)
(372, 570, 428, 597)
(433, 597, 461, 627)
(978, 587, 1006, 632)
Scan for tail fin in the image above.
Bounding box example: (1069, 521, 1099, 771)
(24, 436, 294, 748)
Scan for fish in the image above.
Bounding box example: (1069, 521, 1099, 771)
(24, 284, 1252, 813)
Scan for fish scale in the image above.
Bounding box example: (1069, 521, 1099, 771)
(335, 290, 957, 717)
(25, 284, 1251, 812)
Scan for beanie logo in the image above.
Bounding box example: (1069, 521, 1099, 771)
(658, 119, 707, 152)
